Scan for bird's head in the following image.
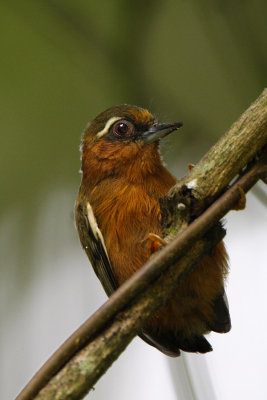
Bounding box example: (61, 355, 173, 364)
(80, 104, 182, 185)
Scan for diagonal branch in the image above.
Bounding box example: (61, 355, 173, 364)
(16, 89, 267, 400)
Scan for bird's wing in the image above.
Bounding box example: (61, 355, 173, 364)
(76, 201, 118, 296)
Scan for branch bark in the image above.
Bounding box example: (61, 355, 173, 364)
(161, 87, 267, 236)
(16, 89, 267, 400)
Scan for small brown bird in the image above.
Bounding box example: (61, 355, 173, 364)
(76, 104, 230, 356)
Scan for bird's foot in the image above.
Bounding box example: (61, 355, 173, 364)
(232, 186, 246, 210)
(147, 233, 167, 254)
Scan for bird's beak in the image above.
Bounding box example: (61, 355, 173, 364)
(142, 121, 183, 144)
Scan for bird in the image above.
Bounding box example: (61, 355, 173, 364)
(75, 104, 231, 357)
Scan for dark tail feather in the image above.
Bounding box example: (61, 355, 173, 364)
(139, 329, 212, 356)
(209, 291, 231, 333)
(177, 334, 213, 353)
(139, 331, 181, 357)
(139, 291, 231, 356)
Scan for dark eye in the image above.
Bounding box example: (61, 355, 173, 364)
(112, 120, 134, 138)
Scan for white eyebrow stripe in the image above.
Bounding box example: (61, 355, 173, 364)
(96, 116, 122, 138)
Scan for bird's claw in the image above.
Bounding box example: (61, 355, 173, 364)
(232, 186, 246, 210)
(147, 233, 167, 254)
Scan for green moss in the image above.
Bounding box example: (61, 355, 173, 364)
(79, 357, 95, 375)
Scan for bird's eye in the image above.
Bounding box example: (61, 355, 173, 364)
(112, 120, 134, 138)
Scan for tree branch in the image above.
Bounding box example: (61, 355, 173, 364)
(16, 89, 267, 400)
(161, 88, 267, 236)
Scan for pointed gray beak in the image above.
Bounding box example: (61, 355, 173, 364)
(142, 121, 183, 144)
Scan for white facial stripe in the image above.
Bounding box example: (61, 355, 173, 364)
(96, 116, 122, 138)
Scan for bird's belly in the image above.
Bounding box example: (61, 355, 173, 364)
(111, 240, 227, 338)
(145, 242, 228, 337)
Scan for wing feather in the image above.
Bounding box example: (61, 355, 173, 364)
(76, 201, 118, 296)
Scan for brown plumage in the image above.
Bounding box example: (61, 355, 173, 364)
(76, 104, 230, 356)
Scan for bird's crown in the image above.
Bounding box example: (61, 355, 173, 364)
(85, 104, 154, 142)
(84, 104, 182, 145)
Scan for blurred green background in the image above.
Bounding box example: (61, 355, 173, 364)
(1, 1, 266, 399)
(1, 1, 266, 212)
